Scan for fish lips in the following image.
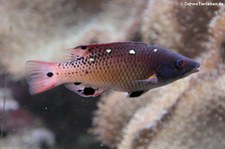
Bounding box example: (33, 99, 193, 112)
(182, 62, 200, 78)
(191, 67, 200, 73)
(190, 62, 200, 73)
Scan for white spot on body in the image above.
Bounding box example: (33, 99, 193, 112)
(129, 49, 136, 55)
(153, 49, 158, 52)
(89, 57, 95, 62)
(106, 48, 112, 53)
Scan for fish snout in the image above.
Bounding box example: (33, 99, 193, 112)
(191, 62, 200, 73)
(181, 60, 200, 78)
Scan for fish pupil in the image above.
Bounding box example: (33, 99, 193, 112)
(47, 72, 54, 77)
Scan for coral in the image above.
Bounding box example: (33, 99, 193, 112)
(75, 0, 147, 44)
(174, 0, 221, 57)
(147, 66, 225, 149)
(205, 6, 225, 68)
(141, 0, 182, 51)
(91, 92, 154, 148)
(118, 82, 186, 149)
(141, 0, 221, 58)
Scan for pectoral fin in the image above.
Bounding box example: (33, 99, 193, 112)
(65, 83, 105, 97)
(136, 73, 158, 84)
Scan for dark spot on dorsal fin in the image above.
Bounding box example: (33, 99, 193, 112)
(74, 82, 82, 85)
(129, 90, 145, 98)
(47, 72, 54, 77)
(83, 87, 95, 95)
(80, 46, 87, 50)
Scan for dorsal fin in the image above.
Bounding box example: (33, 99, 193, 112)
(66, 42, 146, 60)
(65, 46, 91, 60)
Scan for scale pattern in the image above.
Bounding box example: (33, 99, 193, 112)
(57, 42, 158, 91)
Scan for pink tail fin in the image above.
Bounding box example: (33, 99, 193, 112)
(25, 60, 60, 95)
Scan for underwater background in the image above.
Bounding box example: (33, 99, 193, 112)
(0, 0, 225, 149)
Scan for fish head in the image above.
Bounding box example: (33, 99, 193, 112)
(175, 57, 200, 78)
(154, 47, 200, 83)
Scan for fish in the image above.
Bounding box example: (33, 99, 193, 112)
(25, 41, 200, 98)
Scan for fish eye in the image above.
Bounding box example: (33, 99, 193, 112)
(175, 59, 186, 69)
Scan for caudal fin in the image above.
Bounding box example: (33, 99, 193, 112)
(25, 60, 59, 95)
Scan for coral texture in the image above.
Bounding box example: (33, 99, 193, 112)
(147, 66, 225, 149)
(141, 0, 221, 57)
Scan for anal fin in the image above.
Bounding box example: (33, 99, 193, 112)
(65, 83, 105, 97)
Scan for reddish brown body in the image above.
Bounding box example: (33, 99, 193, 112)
(58, 42, 159, 91)
(25, 42, 200, 97)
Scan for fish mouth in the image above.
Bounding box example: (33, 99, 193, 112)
(191, 67, 200, 73)
(181, 63, 200, 78)
(190, 63, 200, 73)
